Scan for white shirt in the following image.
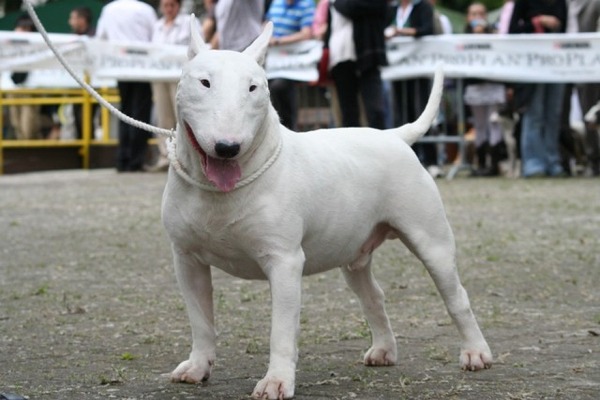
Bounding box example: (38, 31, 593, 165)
(328, 6, 356, 69)
(439, 13, 453, 34)
(384, 2, 413, 38)
(152, 13, 194, 46)
(96, 0, 157, 43)
(396, 3, 414, 28)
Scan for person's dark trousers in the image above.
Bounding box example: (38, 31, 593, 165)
(116, 81, 152, 172)
(393, 78, 436, 166)
(73, 103, 99, 139)
(331, 61, 385, 129)
(269, 78, 298, 130)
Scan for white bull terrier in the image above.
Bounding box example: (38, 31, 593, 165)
(161, 21, 492, 400)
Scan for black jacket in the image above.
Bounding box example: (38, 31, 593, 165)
(388, 0, 435, 38)
(331, 0, 388, 72)
(509, 0, 567, 34)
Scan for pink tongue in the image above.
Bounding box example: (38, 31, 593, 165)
(205, 155, 241, 192)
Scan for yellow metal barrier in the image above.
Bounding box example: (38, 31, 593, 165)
(0, 82, 120, 174)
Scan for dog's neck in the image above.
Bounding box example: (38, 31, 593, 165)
(170, 105, 283, 192)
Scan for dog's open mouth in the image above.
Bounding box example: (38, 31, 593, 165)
(184, 122, 241, 192)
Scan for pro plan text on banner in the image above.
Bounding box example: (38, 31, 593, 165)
(383, 33, 600, 83)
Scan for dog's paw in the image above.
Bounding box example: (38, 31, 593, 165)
(460, 345, 493, 371)
(170, 358, 214, 384)
(251, 375, 294, 400)
(364, 345, 397, 366)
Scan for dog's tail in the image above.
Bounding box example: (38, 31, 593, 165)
(393, 65, 444, 146)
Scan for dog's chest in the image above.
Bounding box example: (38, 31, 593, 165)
(163, 190, 272, 278)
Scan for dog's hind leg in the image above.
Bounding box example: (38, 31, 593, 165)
(391, 188, 493, 371)
(170, 249, 216, 384)
(342, 258, 397, 366)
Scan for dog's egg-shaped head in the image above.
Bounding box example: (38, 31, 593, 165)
(175, 18, 273, 191)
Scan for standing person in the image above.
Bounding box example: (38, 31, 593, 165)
(149, 0, 193, 172)
(463, 2, 506, 176)
(326, 0, 388, 129)
(386, 0, 439, 175)
(69, 6, 97, 140)
(567, 0, 600, 176)
(509, 0, 567, 178)
(8, 14, 42, 140)
(265, 0, 315, 130)
(96, 0, 157, 172)
(213, 0, 264, 51)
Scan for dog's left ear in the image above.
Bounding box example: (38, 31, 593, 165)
(188, 14, 208, 60)
(243, 22, 273, 67)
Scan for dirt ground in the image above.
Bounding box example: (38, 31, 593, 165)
(0, 169, 599, 400)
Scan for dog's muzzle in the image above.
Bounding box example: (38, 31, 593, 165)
(214, 140, 241, 159)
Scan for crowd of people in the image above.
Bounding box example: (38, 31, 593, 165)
(4, 0, 600, 178)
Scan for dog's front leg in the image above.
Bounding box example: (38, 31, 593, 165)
(251, 252, 304, 400)
(170, 248, 216, 384)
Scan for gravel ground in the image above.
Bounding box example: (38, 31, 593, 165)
(1, 169, 599, 400)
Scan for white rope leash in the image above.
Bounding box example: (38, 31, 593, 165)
(23, 0, 174, 139)
(24, 0, 283, 191)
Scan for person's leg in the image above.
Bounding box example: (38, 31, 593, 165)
(331, 61, 360, 127)
(470, 105, 489, 148)
(520, 84, 547, 177)
(578, 83, 600, 176)
(20, 104, 42, 140)
(268, 79, 297, 130)
(128, 82, 153, 171)
(487, 104, 504, 176)
(543, 83, 566, 176)
(470, 104, 489, 172)
(149, 82, 174, 170)
(117, 81, 133, 171)
(359, 67, 385, 129)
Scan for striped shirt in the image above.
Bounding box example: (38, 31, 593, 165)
(266, 0, 315, 38)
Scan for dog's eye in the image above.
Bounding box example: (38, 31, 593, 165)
(249, 84, 257, 92)
(200, 79, 210, 88)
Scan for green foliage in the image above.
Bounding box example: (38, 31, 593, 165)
(120, 352, 137, 361)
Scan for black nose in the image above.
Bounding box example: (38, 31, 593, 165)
(214, 141, 240, 158)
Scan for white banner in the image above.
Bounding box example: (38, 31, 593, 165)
(382, 33, 600, 83)
(3, 31, 600, 87)
(265, 40, 322, 81)
(0, 31, 322, 86)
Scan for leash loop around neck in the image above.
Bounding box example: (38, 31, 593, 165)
(167, 136, 283, 192)
(23, 0, 175, 139)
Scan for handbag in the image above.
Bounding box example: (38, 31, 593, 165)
(315, 46, 331, 86)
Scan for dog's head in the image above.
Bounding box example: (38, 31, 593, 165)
(176, 18, 275, 192)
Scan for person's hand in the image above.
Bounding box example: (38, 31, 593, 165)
(538, 15, 561, 31)
(395, 27, 417, 37)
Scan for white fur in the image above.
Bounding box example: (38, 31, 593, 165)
(162, 20, 492, 400)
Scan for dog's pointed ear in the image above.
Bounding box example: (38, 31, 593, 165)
(243, 22, 273, 66)
(188, 14, 208, 60)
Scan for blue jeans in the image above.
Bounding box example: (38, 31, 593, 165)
(520, 83, 565, 177)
